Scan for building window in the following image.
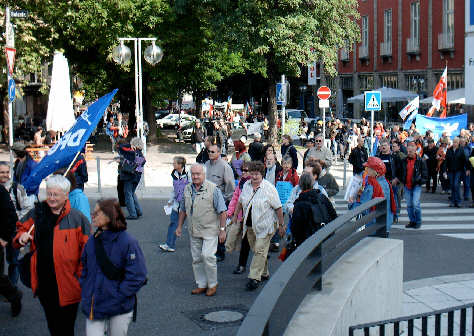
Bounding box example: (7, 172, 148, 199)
(410, 2, 420, 42)
(446, 73, 463, 90)
(406, 74, 426, 93)
(443, 0, 454, 35)
(341, 76, 353, 90)
(362, 16, 369, 48)
(359, 75, 374, 91)
(382, 75, 398, 88)
(384, 9, 392, 44)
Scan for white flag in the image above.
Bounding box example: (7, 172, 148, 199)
(399, 96, 419, 120)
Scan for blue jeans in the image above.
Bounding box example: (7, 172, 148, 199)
(405, 186, 422, 225)
(461, 172, 471, 200)
(449, 171, 462, 205)
(166, 210, 179, 249)
(6, 244, 19, 285)
(124, 176, 142, 218)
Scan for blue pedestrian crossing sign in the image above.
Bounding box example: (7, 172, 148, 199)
(8, 78, 15, 103)
(364, 91, 382, 111)
(276, 83, 287, 106)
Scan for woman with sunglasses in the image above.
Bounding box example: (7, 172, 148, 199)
(226, 161, 252, 274)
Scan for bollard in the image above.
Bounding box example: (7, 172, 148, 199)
(343, 157, 347, 189)
(96, 157, 102, 193)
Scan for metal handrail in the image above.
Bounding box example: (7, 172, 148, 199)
(237, 197, 388, 336)
(349, 301, 474, 336)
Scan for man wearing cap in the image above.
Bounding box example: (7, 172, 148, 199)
(306, 133, 332, 168)
(357, 157, 396, 237)
(248, 133, 264, 162)
(398, 142, 428, 228)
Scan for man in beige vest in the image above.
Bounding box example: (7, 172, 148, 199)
(176, 163, 227, 296)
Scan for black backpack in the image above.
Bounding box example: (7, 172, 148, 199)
(306, 190, 337, 238)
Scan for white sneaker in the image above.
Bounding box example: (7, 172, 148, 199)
(159, 244, 175, 252)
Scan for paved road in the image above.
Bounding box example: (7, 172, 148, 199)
(2, 190, 474, 335)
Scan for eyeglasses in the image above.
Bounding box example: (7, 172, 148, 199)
(209, 150, 217, 154)
(315, 140, 322, 143)
(242, 169, 249, 172)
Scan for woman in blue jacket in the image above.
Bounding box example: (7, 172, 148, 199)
(80, 199, 147, 336)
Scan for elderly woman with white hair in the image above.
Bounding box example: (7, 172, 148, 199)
(13, 174, 90, 335)
(118, 137, 146, 220)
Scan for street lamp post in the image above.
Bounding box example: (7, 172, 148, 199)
(112, 38, 163, 155)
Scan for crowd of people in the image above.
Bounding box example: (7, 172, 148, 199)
(1, 108, 474, 335)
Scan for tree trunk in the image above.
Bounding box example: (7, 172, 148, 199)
(143, 72, 158, 143)
(266, 54, 278, 145)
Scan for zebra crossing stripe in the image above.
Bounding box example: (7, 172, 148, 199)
(392, 224, 474, 230)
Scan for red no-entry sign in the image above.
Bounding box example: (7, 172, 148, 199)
(317, 86, 331, 100)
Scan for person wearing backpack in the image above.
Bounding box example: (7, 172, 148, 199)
(291, 173, 337, 247)
(118, 138, 146, 220)
(80, 199, 147, 336)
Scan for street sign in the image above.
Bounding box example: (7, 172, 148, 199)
(8, 79, 15, 103)
(276, 83, 287, 106)
(364, 91, 382, 111)
(11, 10, 29, 18)
(319, 99, 329, 108)
(317, 86, 331, 100)
(5, 47, 16, 74)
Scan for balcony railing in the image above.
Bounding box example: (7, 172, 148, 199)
(438, 32, 454, 50)
(406, 37, 420, 54)
(358, 45, 368, 59)
(379, 41, 392, 57)
(340, 48, 349, 61)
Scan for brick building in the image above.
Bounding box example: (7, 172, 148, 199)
(335, 0, 465, 119)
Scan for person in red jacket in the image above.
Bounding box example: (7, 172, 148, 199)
(276, 156, 299, 187)
(13, 174, 90, 336)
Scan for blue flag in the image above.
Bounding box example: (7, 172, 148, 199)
(23, 89, 118, 193)
(414, 114, 467, 141)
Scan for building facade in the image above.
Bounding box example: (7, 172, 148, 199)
(336, 0, 465, 119)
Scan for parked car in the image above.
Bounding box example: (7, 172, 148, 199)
(155, 110, 170, 120)
(157, 114, 196, 129)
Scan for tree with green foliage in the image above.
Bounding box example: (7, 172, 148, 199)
(211, 0, 360, 143)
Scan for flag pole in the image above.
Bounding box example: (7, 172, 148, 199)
(64, 151, 81, 176)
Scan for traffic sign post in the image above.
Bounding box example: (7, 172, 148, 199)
(317, 86, 332, 141)
(364, 91, 382, 154)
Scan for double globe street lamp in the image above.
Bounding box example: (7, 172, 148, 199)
(112, 38, 163, 155)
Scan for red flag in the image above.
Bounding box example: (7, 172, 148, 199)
(427, 67, 447, 117)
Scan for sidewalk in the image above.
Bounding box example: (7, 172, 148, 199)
(401, 274, 474, 333)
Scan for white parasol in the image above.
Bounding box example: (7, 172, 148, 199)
(46, 51, 76, 132)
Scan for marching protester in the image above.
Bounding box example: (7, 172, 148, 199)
(118, 137, 146, 220)
(106, 116, 119, 153)
(69, 148, 88, 191)
(190, 120, 207, 154)
(391, 141, 406, 222)
(281, 135, 298, 170)
(423, 139, 439, 193)
(437, 137, 450, 194)
(316, 159, 339, 199)
(350, 157, 396, 237)
(0, 171, 22, 317)
(290, 172, 337, 247)
(275, 156, 299, 187)
(349, 136, 369, 176)
(196, 136, 213, 164)
(230, 137, 251, 179)
(175, 164, 227, 297)
(470, 147, 474, 208)
(12, 142, 39, 196)
(306, 133, 332, 168)
(446, 137, 470, 208)
(399, 142, 428, 228)
(248, 132, 265, 162)
(231, 161, 284, 290)
(80, 199, 147, 336)
(55, 169, 91, 223)
(303, 138, 315, 168)
(160, 156, 190, 252)
(13, 175, 90, 335)
(264, 152, 282, 186)
(460, 137, 472, 201)
(205, 144, 235, 262)
(226, 161, 251, 274)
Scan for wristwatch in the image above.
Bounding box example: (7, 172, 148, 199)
(220, 227, 226, 231)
